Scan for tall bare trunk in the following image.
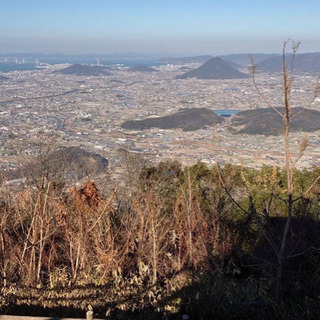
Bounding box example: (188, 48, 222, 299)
(275, 46, 293, 302)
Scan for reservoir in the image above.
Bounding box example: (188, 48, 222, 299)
(213, 109, 240, 117)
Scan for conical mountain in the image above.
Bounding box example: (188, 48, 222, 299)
(176, 57, 249, 79)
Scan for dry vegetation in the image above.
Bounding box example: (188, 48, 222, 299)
(1, 161, 320, 319)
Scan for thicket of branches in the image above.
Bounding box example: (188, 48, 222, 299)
(1, 161, 320, 319)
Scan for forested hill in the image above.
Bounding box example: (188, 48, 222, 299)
(55, 64, 111, 76)
(232, 107, 320, 135)
(121, 107, 224, 131)
(7, 146, 108, 181)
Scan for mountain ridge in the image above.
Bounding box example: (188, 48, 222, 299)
(258, 53, 320, 73)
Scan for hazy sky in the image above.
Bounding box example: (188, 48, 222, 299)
(0, 0, 319, 55)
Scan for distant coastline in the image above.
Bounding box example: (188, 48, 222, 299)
(0, 59, 163, 72)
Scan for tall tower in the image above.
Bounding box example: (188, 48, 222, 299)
(96, 58, 100, 67)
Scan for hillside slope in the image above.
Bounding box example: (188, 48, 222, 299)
(122, 107, 224, 131)
(8, 146, 108, 181)
(55, 64, 111, 76)
(232, 107, 320, 135)
(176, 57, 249, 79)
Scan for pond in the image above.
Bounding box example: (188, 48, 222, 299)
(213, 109, 240, 117)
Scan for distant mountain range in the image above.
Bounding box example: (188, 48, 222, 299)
(127, 64, 158, 72)
(158, 53, 320, 73)
(122, 107, 224, 131)
(257, 53, 320, 73)
(176, 57, 249, 80)
(55, 64, 111, 76)
(159, 54, 279, 66)
(159, 55, 213, 64)
(220, 53, 280, 66)
(232, 107, 320, 135)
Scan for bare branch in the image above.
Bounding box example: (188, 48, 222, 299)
(291, 73, 320, 121)
(249, 54, 284, 118)
(291, 134, 309, 166)
(302, 175, 320, 198)
(286, 40, 301, 104)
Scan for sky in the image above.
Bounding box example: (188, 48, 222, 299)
(0, 0, 319, 55)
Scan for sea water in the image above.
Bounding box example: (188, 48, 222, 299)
(0, 63, 39, 73)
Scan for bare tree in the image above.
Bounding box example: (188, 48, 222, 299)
(218, 40, 320, 303)
(250, 40, 320, 302)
